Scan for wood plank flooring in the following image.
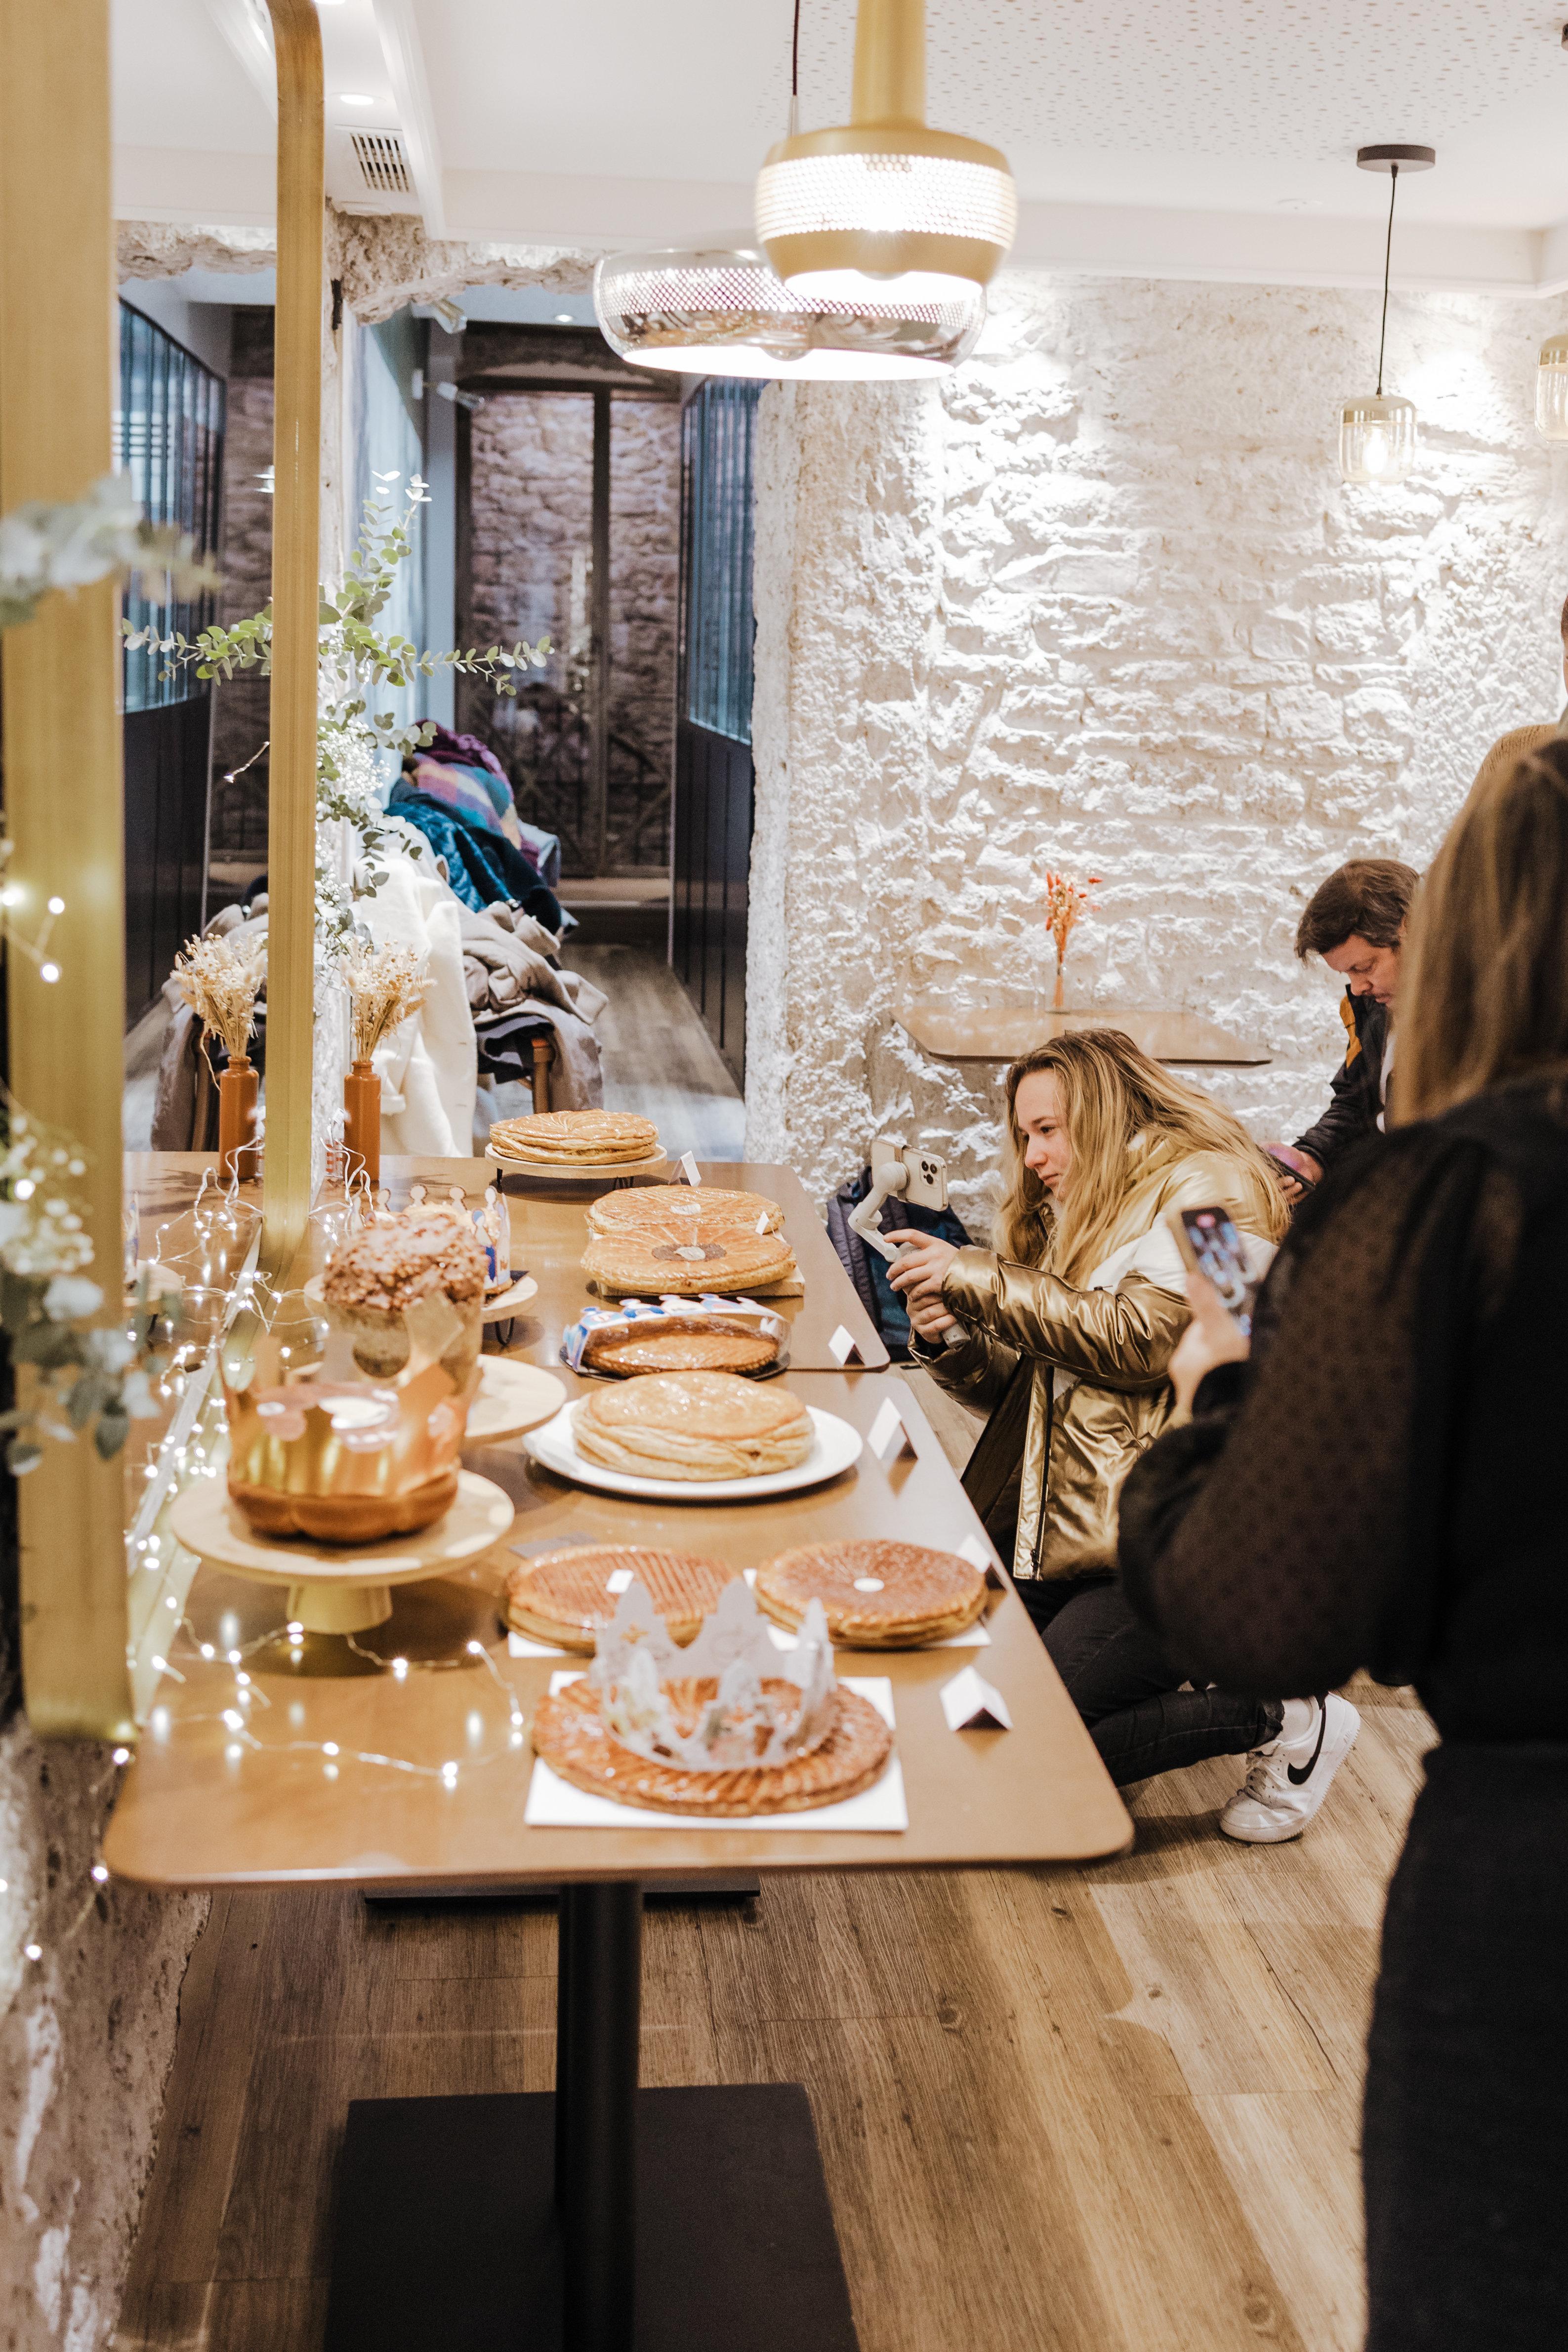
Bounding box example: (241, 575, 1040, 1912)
(115, 970, 1431, 2351)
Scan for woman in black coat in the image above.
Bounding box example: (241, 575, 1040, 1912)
(1118, 741, 1568, 2352)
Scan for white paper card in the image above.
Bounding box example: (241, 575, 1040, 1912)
(606, 1567, 635, 1595)
(678, 1152, 701, 1187)
(867, 1397, 914, 1462)
(509, 1629, 571, 1658)
(940, 1665, 1013, 1733)
(524, 1674, 908, 1831)
(959, 1531, 1008, 1589)
(827, 1324, 864, 1367)
(755, 1211, 770, 1234)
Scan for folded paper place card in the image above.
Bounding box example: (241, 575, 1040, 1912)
(828, 1324, 865, 1367)
(508, 1629, 570, 1658)
(678, 1152, 701, 1186)
(940, 1664, 1013, 1733)
(867, 1396, 914, 1462)
(959, 1531, 1007, 1590)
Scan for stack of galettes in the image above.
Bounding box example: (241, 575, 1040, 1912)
(574, 1369, 814, 1480)
(581, 1182, 798, 1297)
(490, 1109, 661, 1170)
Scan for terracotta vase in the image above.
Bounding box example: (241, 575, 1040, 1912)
(343, 1058, 381, 1189)
(218, 1055, 260, 1183)
(1052, 961, 1066, 1012)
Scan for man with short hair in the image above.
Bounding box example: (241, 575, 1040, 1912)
(1463, 587, 1568, 808)
(1272, 857, 1420, 1199)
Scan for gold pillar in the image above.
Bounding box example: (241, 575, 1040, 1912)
(0, 0, 133, 1737)
(261, 0, 325, 1273)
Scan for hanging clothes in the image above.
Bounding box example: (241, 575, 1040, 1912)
(387, 785, 566, 933)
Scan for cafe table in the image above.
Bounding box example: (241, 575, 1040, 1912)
(895, 998, 1273, 1068)
(107, 1156, 1130, 2352)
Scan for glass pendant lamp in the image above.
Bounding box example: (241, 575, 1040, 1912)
(755, 0, 1016, 307)
(1338, 145, 1434, 486)
(1536, 333, 1568, 440)
(592, 247, 986, 381)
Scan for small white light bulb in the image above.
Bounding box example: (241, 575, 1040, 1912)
(24, 1942, 42, 1962)
(46, 896, 64, 914)
(323, 1741, 340, 1757)
(39, 962, 60, 984)
(91, 1863, 109, 1883)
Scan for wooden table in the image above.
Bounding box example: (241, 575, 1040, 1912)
(896, 999, 1273, 1068)
(108, 1154, 1128, 2352)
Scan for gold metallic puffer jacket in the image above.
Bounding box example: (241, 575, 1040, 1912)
(921, 1152, 1271, 1582)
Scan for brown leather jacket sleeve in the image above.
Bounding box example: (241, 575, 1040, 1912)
(940, 1248, 1189, 1391)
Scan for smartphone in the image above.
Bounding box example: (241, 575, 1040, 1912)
(1165, 1205, 1257, 1335)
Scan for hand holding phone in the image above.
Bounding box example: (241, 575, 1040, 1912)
(1165, 1205, 1257, 1336)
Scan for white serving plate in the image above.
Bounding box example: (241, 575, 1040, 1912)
(487, 1147, 668, 1184)
(521, 1400, 863, 1501)
(466, 1355, 564, 1443)
(480, 1272, 538, 1321)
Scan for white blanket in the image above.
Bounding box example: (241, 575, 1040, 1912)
(356, 825, 477, 1156)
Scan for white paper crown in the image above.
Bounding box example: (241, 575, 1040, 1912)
(589, 1576, 836, 1773)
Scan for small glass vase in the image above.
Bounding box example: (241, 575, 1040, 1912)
(343, 1058, 381, 1189)
(218, 1055, 260, 1183)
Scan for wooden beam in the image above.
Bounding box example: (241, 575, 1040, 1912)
(261, 0, 325, 1273)
(0, 0, 133, 1737)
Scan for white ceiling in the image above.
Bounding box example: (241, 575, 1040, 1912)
(111, 0, 1568, 294)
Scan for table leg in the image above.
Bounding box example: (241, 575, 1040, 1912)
(554, 1885, 575, 2201)
(558, 1880, 642, 2352)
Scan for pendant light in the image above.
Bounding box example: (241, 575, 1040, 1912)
(1338, 144, 1434, 486)
(755, 0, 1016, 307)
(592, 248, 985, 381)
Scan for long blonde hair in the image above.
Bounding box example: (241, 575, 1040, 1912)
(995, 1029, 1288, 1282)
(1394, 740, 1568, 1123)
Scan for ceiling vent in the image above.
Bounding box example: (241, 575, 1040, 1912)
(349, 130, 411, 197)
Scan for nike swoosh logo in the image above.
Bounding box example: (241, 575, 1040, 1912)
(1287, 1705, 1329, 1786)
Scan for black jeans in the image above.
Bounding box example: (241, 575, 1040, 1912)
(1364, 1740, 1568, 2351)
(1021, 1576, 1282, 1789)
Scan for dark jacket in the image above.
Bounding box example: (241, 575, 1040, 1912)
(1292, 990, 1389, 1176)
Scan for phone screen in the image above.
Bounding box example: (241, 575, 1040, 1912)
(1177, 1208, 1255, 1335)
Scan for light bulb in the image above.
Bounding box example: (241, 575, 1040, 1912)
(39, 962, 60, 984)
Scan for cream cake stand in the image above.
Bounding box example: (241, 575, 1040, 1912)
(170, 1470, 515, 1634)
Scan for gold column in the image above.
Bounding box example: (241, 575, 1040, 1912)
(0, 0, 133, 1737)
(261, 0, 325, 1273)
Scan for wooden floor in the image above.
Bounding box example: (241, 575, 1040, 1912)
(114, 965, 1430, 2352)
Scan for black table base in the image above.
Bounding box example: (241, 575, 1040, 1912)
(324, 1883, 859, 2352)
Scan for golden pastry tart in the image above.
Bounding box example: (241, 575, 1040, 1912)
(754, 1538, 987, 1648)
(489, 1110, 659, 1164)
(533, 1676, 893, 1815)
(581, 1220, 796, 1298)
(586, 1186, 784, 1238)
(582, 1320, 780, 1377)
(575, 1370, 813, 1480)
(504, 1544, 732, 1651)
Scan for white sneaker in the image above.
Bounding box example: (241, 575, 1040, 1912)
(1220, 1693, 1360, 1845)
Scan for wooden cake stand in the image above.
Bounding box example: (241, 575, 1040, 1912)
(169, 1470, 515, 1634)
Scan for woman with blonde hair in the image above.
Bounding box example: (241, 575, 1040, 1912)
(889, 1031, 1354, 1834)
(1119, 740, 1568, 2347)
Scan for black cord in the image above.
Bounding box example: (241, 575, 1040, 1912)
(792, 0, 801, 98)
(1376, 162, 1398, 398)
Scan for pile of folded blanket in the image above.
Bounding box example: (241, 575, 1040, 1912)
(389, 725, 568, 933)
(459, 900, 607, 1111)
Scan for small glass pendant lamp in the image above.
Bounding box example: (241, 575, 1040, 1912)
(1338, 144, 1434, 486)
(1536, 332, 1568, 440)
(755, 0, 1016, 307)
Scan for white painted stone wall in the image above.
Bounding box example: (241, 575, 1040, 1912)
(746, 275, 1568, 1227)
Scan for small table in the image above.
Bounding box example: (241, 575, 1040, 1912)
(105, 1354, 1129, 2352)
(895, 1000, 1273, 1068)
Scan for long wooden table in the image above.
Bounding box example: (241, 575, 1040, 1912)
(896, 998, 1273, 1067)
(107, 1151, 1130, 2352)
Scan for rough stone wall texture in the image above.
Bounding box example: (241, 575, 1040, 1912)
(0, 1723, 206, 2351)
(746, 275, 1568, 1226)
(210, 370, 276, 809)
(466, 392, 679, 869)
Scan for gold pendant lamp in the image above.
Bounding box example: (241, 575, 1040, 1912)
(1337, 144, 1433, 486)
(755, 0, 1016, 306)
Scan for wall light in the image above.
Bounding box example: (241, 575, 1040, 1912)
(1536, 332, 1568, 440)
(1338, 144, 1434, 486)
(756, 0, 1015, 307)
(338, 92, 376, 107)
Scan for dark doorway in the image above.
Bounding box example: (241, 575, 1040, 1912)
(454, 327, 681, 881)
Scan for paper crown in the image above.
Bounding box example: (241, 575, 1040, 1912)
(590, 1575, 836, 1773)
